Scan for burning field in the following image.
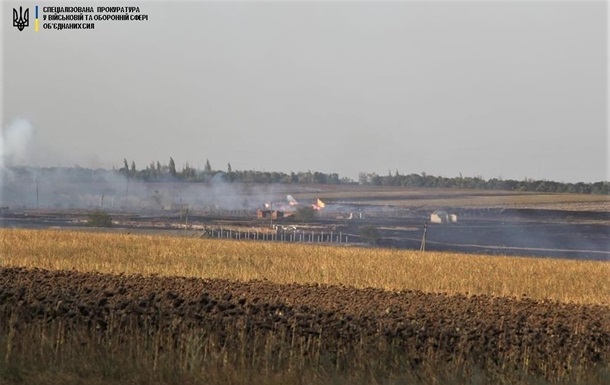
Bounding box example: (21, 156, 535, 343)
(1, 267, 609, 384)
(1, 185, 609, 383)
(2, 182, 609, 260)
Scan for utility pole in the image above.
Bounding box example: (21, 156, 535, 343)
(184, 204, 189, 236)
(35, 178, 39, 209)
(420, 221, 428, 252)
(269, 200, 273, 229)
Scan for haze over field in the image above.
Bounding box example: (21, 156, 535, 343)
(2, 1, 608, 183)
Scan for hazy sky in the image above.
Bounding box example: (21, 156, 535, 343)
(2, 1, 608, 182)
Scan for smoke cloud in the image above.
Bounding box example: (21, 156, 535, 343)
(0, 165, 294, 212)
(1, 119, 34, 168)
(1, 119, 35, 204)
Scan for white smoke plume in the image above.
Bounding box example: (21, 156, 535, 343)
(1, 119, 33, 168)
(1, 119, 34, 205)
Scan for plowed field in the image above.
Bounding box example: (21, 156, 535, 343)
(1, 267, 608, 384)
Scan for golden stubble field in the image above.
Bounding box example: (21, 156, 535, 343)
(2, 228, 608, 305)
(288, 185, 610, 210)
(2, 228, 610, 385)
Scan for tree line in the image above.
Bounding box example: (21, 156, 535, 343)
(115, 158, 609, 195)
(116, 158, 350, 185)
(357, 171, 610, 195)
(5, 160, 606, 195)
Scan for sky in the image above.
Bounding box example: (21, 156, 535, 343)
(1, 0, 608, 183)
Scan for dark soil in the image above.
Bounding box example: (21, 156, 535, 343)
(1, 267, 608, 380)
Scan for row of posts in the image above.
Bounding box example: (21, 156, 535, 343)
(208, 228, 349, 244)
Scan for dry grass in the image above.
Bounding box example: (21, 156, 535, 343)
(2, 228, 608, 306)
(237, 184, 610, 210)
(6, 304, 605, 385)
(290, 186, 610, 210)
(350, 194, 610, 209)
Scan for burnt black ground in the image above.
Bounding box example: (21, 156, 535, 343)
(1, 207, 609, 260)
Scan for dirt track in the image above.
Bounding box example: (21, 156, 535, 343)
(1, 267, 609, 378)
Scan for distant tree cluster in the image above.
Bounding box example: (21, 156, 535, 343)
(227, 170, 347, 184)
(359, 225, 381, 245)
(293, 206, 317, 221)
(357, 171, 610, 195)
(117, 159, 609, 194)
(86, 210, 113, 227)
(6, 162, 606, 196)
(118, 158, 208, 182)
(116, 158, 352, 185)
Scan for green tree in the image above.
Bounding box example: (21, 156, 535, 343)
(169, 157, 177, 177)
(359, 226, 381, 245)
(294, 206, 316, 221)
(121, 158, 129, 175)
(182, 162, 195, 179)
(87, 210, 113, 227)
(205, 159, 212, 173)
